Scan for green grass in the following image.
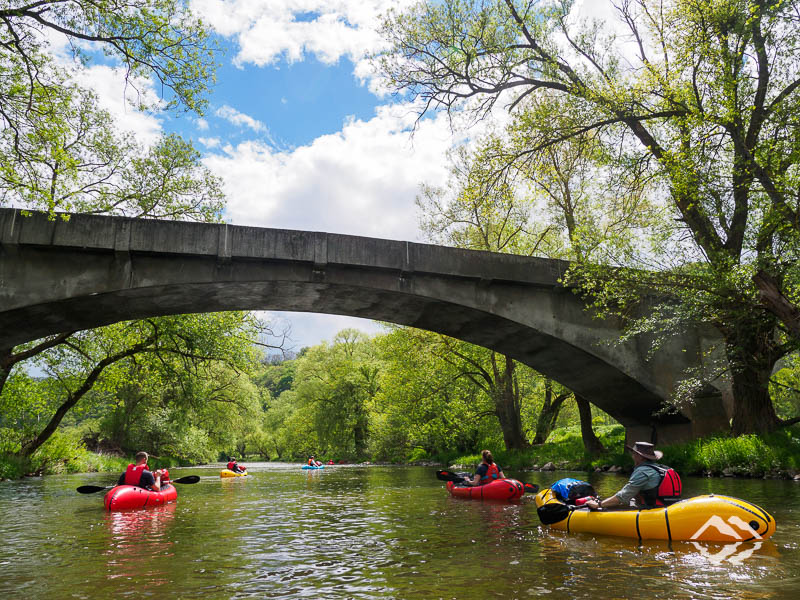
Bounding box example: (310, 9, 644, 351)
(0, 454, 30, 479)
(442, 425, 800, 478)
(446, 425, 629, 472)
(664, 428, 800, 476)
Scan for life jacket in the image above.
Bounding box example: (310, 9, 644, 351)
(636, 464, 682, 508)
(479, 462, 500, 484)
(308, 459, 315, 466)
(124, 463, 147, 486)
(161, 468, 170, 483)
(551, 478, 597, 504)
(227, 461, 236, 471)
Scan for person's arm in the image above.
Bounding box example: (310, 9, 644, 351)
(469, 464, 488, 486)
(140, 470, 159, 491)
(585, 494, 621, 510)
(498, 468, 506, 480)
(586, 468, 650, 510)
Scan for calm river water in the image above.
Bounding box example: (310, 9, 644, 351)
(1, 464, 799, 599)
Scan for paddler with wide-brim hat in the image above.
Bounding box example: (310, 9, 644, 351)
(584, 442, 673, 510)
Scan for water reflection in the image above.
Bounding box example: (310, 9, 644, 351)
(0, 467, 797, 600)
(686, 540, 778, 565)
(103, 502, 176, 586)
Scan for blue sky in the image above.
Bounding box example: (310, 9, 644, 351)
(70, 0, 456, 352)
(161, 56, 382, 150)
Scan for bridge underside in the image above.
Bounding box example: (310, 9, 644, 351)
(2, 253, 690, 431)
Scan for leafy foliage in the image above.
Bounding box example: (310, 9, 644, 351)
(379, 0, 800, 433)
(0, 1, 221, 218)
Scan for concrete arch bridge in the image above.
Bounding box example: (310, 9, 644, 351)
(0, 209, 731, 443)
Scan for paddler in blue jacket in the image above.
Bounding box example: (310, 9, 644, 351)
(117, 451, 165, 491)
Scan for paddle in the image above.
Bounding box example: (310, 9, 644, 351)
(76, 475, 201, 494)
(435, 470, 539, 494)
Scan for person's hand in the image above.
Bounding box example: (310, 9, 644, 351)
(584, 498, 601, 510)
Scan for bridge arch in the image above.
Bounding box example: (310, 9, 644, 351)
(0, 209, 729, 441)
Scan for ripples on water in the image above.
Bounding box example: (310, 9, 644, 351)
(0, 465, 798, 599)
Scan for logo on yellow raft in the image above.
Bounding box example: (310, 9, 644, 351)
(689, 515, 765, 564)
(690, 515, 763, 541)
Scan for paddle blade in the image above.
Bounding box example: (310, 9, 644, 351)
(435, 470, 458, 482)
(435, 470, 469, 483)
(172, 475, 200, 484)
(537, 502, 572, 525)
(523, 482, 539, 494)
(76, 485, 109, 494)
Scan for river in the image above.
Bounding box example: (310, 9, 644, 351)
(0, 464, 798, 599)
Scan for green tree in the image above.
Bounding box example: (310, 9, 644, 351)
(4, 312, 264, 457)
(293, 330, 381, 459)
(373, 327, 498, 458)
(0, 0, 216, 121)
(379, 0, 800, 433)
(416, 143, 537, 449)
(0, 1, 220, 217)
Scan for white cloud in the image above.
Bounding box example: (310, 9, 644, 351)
(199, 137, 221, 148)
(71, 64, 164, 146)
(196, 117, 210, 131)
(190, 0, 415, 68)
(573, 0, 618, 21)
(261, 311, 387, 352)
(203, 104, 459, 240)
(215, 105, 266, 132)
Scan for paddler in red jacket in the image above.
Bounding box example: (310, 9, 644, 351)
(466, 450, 506, 486)
(227, 457, 247, 473)
(117, 451, 165, 491)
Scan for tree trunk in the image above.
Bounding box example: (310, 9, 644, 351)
(491, 354, 530, 450)
(726, 322, 781, 435)
(532, 380, 569, 444)
(753, 270, 800, 341)
(575, 395, 605, 455)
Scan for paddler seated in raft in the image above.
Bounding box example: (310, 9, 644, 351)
(465, 450, 506, 486)
(307, 455, 322, 467)
(584, 441, 681, 510)
(117, 451, 166, 491)
(227, 457, 247, 473)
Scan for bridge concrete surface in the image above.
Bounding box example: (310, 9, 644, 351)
(0, 208, 731, 443)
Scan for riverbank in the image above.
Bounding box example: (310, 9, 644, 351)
(447, 424, 800, 480)
(0, 430, 187, 480)
(5, 423, 800, 481)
